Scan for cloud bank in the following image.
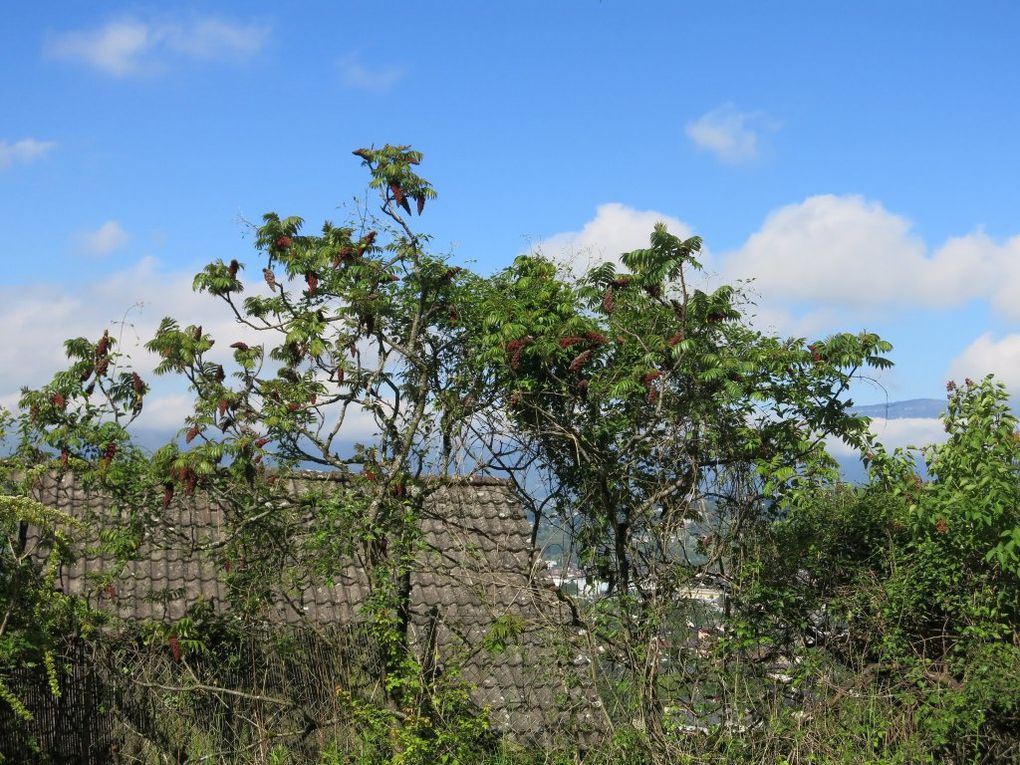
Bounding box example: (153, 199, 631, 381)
(948, 334, 1020, 391)
(532, 196, 1020, 396)
(531, 203, 694, 274)
(0, 258, 252, 431)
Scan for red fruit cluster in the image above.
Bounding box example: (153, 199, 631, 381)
(584, 331, 609, 345)
(667, 331, 685, 347)
(568, 350, 592, 373)
(505, 337, 532, 371)
(642, 370, 663, 386)
(51, 392, 66, 409)
(185, 425, 201, 444)
(440, 267, 463, 282)
(602, 288, 615, 314)
(180, 468, 198, 496)
(559, 336, 585, 349)
(275, 235, 293, 250)
(168, 635, 182, 663)
(100, 442, 117, 469)
(935, 517, 948, 535)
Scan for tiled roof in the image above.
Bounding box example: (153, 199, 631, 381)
(26, 471, 599, 741)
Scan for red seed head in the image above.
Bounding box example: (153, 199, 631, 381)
(568, 350, 592, 373)
(601, 288, 614, 314)
(168, 635, 182, 663)
(642, 370, 662, 386)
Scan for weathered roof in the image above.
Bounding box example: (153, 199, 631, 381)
(26, 471, 600, 742)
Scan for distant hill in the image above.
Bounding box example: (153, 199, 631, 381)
(851, 398, 945, 419)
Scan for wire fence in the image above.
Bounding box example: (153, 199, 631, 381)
(2, 624, 386, 764)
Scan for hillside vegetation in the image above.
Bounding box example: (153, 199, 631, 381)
(2, 146, 1018, 764)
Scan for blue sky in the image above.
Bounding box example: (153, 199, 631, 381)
(3, 2, 1019, 448)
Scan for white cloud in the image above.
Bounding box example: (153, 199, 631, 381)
(0, 258, 249, 414)
(0, 258, 389, 446)
(947, 334, 1020, 391)
(532, 197, 1020, 329)
(685, 103, 776, 164)
(0, 138, 57, 169)
(338, 54, 405, 92)
(720, 194, 1020, 327)
(826, 417, 948, 457)
(75, 221, 129, 256)
(44, 17, 270, 76)
(530, 203, 695, 274)
(134, 393, 195, 432)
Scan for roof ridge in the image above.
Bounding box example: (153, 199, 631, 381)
(286, 470, 511, 486)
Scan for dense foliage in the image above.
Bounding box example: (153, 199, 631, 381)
(1, 147, 1018, 764)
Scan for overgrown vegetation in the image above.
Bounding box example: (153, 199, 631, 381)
(1, 147, 1017, 763)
